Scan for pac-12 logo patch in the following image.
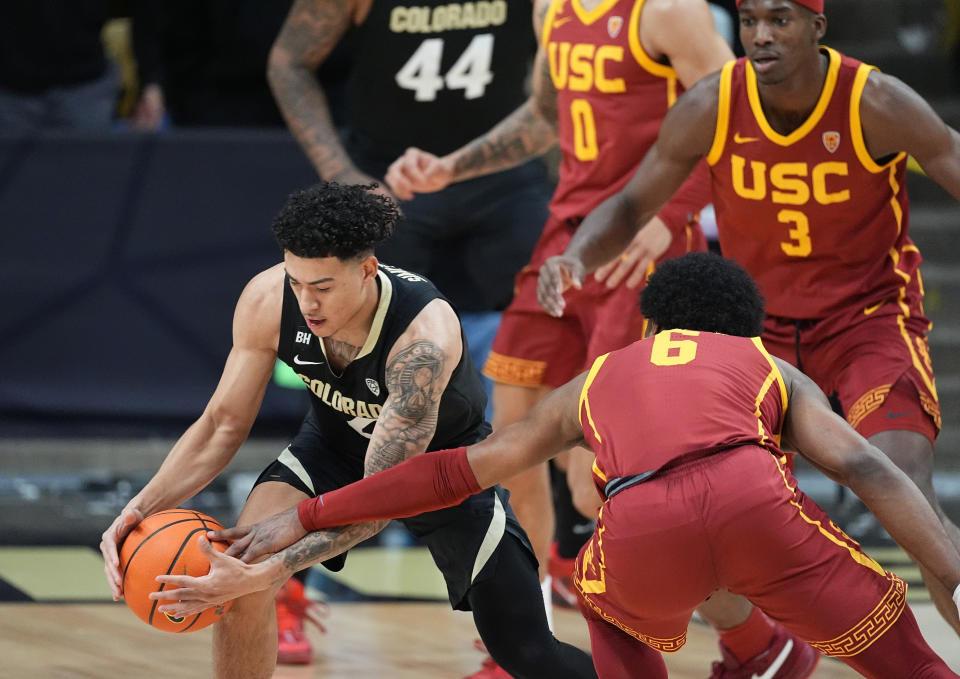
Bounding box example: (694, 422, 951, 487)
(822, 131, 841, 153)
(366, 378, 381, 396)
(607, 16, 623, 38)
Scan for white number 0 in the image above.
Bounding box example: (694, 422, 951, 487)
(395, 34, 495, 101)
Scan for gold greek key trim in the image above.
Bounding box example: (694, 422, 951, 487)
(809, 574, 907, 657)
(846, 384, 891, 430)
(574, 583, 687, 653)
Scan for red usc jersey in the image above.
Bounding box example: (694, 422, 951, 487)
(579, 331, 787, 497)
(544, 0, 684, 221)
(707, 47, 917, 319)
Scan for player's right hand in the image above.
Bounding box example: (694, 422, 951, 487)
(537, 255, 584, 318)
(385, 147, 454, 200)
(100, 506, 144, 600)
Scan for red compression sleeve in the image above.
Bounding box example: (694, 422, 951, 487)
(656, 160, 712, 238)
(297, 446, 482, 531)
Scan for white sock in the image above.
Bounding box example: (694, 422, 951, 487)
(541, 575, 554, 632)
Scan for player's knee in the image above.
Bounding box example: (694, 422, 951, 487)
(487, 636, 560, 678)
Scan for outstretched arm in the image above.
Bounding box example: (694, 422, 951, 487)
(776, 358, 960, 601)
(297, 372, 588, 530)
(385, 0, 557, 199)
(537, 74, 720, 316)
(101, 265, 282, 599)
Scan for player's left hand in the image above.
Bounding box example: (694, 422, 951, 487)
(593, 216, 672, 289)
(209, 506, 308, 564)
(150, 535, 272, 617)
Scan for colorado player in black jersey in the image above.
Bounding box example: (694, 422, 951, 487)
(100, 182, 597, 679)
(269, 4, 556, 668)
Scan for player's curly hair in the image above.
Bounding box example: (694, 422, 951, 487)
(271, 182, 399, 259)
(640, 252, 765, 337)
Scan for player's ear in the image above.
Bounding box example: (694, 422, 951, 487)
(359, 254, 379, 280)
(812, 14, 826, 41)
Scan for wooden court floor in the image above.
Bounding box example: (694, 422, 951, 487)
(2, 600, 957, 678)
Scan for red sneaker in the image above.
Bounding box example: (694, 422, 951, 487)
(276, 578, 329, 665)
(709, 625, 820, 679)
(548, 542, 579, 609)
(464, 639, 513, 678)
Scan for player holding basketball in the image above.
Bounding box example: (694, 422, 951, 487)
(538, 0, 960, 638)
(267, 2, 553, 667)
(166, 252, 960, 678)
(383, 0, 819, 674)
(100, 182, 597, 679)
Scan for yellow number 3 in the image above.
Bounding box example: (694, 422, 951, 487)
(650, 330, 700, 366)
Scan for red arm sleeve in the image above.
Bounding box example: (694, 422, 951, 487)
(297, 447, 482, 531)
(656, 160, 712, 238)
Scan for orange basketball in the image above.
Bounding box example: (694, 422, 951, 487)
(118, 509, 234, 633)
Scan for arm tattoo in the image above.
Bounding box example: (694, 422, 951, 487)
(365, 341, 446, 475)
(267, 0, 358, 180)
(449, 1, 557, 181)
(270, 520, 389, 580)
(451, 102, 558, 180)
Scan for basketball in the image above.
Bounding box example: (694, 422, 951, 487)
(118, 509, 234, 633)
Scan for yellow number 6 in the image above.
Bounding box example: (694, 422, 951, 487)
(650, 330, 700, 366)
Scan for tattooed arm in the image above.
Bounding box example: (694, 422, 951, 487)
(384, 0, 558, 199)
(268, 0, 375, 183)
(265, 299, 461, 575)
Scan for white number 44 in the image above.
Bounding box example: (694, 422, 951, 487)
(395, 34, 494, 102)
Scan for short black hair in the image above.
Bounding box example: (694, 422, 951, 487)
(271, 182, 399, 260)
(639, 252, 765, 337)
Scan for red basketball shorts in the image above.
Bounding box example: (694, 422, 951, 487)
(574, 445, 907, 657)
(484, 214, 706, 388)
(762, 288, 940, 444)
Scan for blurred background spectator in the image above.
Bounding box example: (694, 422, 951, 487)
(0, 1, 127, 133)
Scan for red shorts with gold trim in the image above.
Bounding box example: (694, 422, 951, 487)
(574, 445, 906, 656)
(484, 214, 706, 388)
(762, 286, 940, 444)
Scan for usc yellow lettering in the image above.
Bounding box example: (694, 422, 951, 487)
(730, 155, 850, 206)
(547, 41, 625, 162)
(548, 42, 625, 93)
(729, 156, 849, 259)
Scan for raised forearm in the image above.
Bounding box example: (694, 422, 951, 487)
(447, 100, 557, 183)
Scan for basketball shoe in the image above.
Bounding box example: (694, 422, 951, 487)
(708, 626, 819, 679)
(463, 639, 513, 679)
(548, 542, 579, 609)
(276, 577, 329, 665)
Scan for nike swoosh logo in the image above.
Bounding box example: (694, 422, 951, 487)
(734, 133, 759, 144)
(863, 301, 883, 315)
(293, 354, 323, 366)
(752, 639, 793, 679)
(553, 16, 571, 28)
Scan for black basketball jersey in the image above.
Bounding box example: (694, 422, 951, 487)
(341, 0, 535, 169)
(277, 264, 491, 466)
